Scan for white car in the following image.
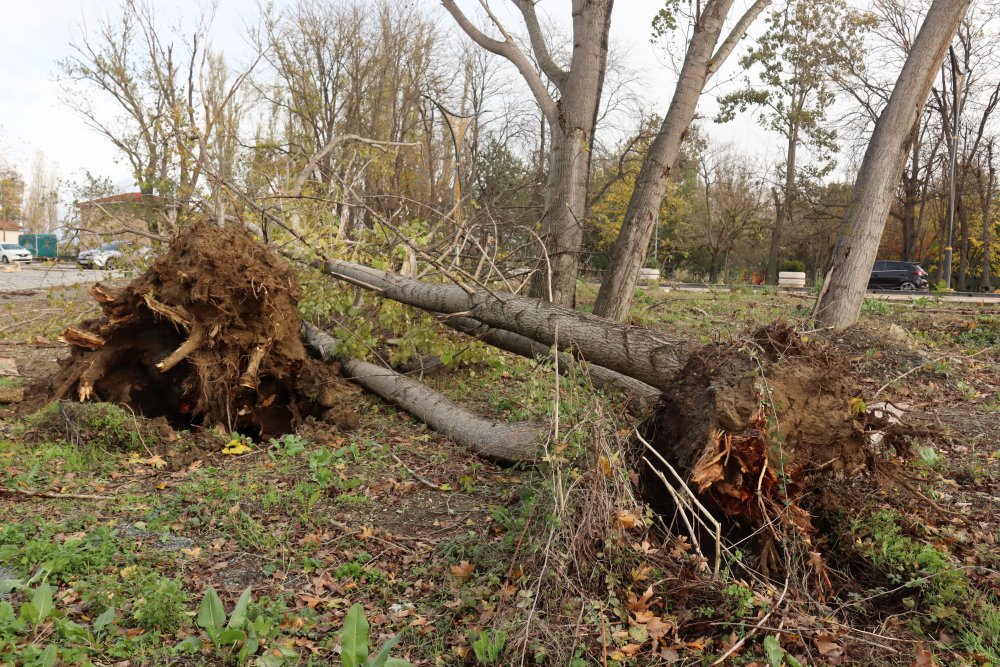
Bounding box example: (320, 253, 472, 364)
(0, 244, 32, 265)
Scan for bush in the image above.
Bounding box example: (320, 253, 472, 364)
(22, 401, 144, 452)
(779, 259, 805, 273)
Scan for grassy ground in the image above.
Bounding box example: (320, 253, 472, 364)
(0, 280, 998, 666)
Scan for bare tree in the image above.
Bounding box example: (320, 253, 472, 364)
(815, 0, 972, 331)
(23, 152, 60, 233)
(592, 0, 771, 321)
(441, 0, 615, 307)
(690, 145, 770, 283)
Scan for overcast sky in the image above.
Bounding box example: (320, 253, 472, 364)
(0, 0, 774, 199)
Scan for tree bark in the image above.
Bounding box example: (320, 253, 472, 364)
(441, 316, 659, 400)
(593, 0, 770, 321)
(318, 258, 689, 392)
(529, 128, 593, 306)
(901, 131, 922, 261)
(815, 0, 971, 330)
(980, 143, 995, 291)
(303, 323, 540, 465)
(957, 192, 970, 290)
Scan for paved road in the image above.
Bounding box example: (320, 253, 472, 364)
(662, 283, 1000, 305)
(0, 263, 118, 292)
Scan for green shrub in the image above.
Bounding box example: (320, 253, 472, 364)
(779, 259, 805, 273)
(22, 401, 144, 452)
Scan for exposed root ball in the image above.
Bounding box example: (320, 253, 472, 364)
(640, 324, 869, 551)
(50, 220, 359, 438)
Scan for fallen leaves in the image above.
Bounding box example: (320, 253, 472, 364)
(221, 439, 252, 456)
(912, 641, 934, 667)
(128, 454, 167, 469)
(449, 560, 474, 580)
(615, 509, 642, 530)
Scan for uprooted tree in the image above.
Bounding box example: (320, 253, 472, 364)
(44, 217, 898, 576)
(51, 220, 361, 439)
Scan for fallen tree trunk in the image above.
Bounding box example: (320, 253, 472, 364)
(319, 259, 688, 392)
(302, 323, 541, 465)
(441, 316, 660, 400)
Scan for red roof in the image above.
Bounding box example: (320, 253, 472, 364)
(0, 220, 21, 232)
(78, 193, 165, 207)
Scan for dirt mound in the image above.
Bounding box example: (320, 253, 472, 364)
(640, 323, 870, 559)
(48, 220, 359, 438)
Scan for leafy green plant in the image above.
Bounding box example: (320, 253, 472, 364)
(861, 298, 890, 316)
(181, 586, 297, 666)
(269, 434, 307, 457)
(308, 442, 363, 490)
(0, 580, 94, 665)
(340, 603, 412, 667)
(3, 524, 119, 584)
(470, 628, 506, 664)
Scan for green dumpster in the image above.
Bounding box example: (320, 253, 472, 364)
(17, 234, 58, 259)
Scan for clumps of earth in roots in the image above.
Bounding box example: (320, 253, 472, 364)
(637, 323, 873, 580)
(40, 219, 360, 441)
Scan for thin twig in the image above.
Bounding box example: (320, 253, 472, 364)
(637, 430, 722, 578)
(874, 344, 995, 399)
(1, 487, 112, 501)
(388, 452, 439, 491)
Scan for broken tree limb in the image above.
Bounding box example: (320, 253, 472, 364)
(302, 322, 542, 465)
(442, 316, 660, 400)
(156, 322, 205, 373)
(61, 327, 106, 350)
(240, 341, 271, 389)
(318, 259, 688, 392)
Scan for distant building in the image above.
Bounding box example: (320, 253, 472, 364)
(0, 220, 23, 244)
(76, 193, 176, 246)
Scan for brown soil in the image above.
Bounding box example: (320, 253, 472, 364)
(44, 220, 359, 438)
(641, 323, 869, 550)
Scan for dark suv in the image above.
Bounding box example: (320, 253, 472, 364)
(867, 260, 929, 291)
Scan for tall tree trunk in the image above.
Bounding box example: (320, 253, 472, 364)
(982, 193, 994, 292)
(528, 128, 592, 306)
(982, 145, 995, 291)
(957, 193, 969, 290)
(592, 0, 769, 321)
(814, 0, 971, 330)
(767, 128, 797, 284)
(901, 139, 921, 261)
(710, 249, 721, 283)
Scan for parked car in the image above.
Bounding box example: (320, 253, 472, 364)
(867, 260, 929, 290)
(77, 240, 126, 269)
(0, 243, 32, 264)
